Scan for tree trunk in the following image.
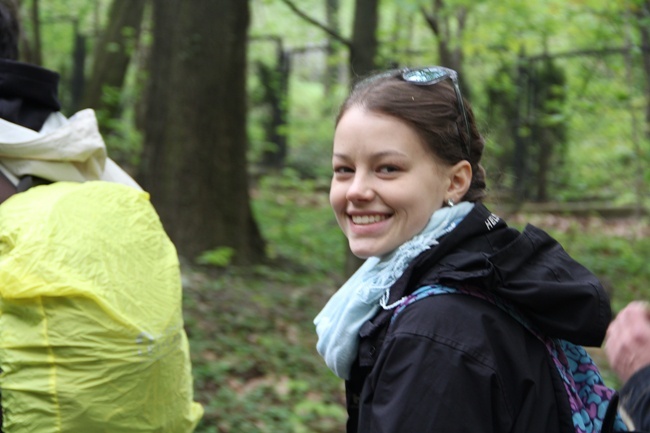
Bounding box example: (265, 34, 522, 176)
(70, 21, 86, 113)
(29, 0, 41, 65)
(258, 43, 289, 171)
(632, 2, 649, 215)
(82, 0, 147, 119)
(349, 0, 379, 78)
(638, 1, 650, 140)
(513, 54, 530, 201)
(140, 0, 265, 265)
(324, 0, 342, 93)
(534, 59, 567, 202)
(422, 0, 471, 98)
(12, 0, 39, 64)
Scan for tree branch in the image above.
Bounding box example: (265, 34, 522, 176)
(420, 6, 439, 36)
(278, 0, 351, 47)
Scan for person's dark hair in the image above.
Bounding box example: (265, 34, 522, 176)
(0, 0, 20, 60)
(337, 70, 487, 203)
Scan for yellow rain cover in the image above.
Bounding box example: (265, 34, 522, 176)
(0, 181, 203, 433)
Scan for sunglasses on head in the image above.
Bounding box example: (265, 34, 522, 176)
(356, 66, 472, 160)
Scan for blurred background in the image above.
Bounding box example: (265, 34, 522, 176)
(7, 0, 650, 431)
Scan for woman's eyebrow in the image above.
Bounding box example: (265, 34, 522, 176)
(333, 150, 408, 159)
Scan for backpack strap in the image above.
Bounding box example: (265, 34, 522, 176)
(391, 284, 629, 433)
(17, 175, 51, 193)
(0, 169, 16, 205)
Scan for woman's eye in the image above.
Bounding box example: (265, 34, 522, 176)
(378, 165, 399, 174)
(334, 166, 353, 174)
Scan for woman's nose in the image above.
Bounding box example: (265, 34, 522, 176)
(345, 173, 374, 201)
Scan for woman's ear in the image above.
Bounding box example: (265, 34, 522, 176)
(446, 160, 472, 203)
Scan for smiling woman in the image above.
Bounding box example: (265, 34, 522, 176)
(313, 67, 630, 433)
(330, 107, 469, 258)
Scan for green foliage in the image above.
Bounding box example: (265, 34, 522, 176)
(509, 214, 650, 313)
(183, 258, 346, 432)
(284, 80, 343, 179)
(551, 223, 650, 312)
(93, 84, 143, 166)
(197, 247, 236, 268)
(252, 168, 344, 277)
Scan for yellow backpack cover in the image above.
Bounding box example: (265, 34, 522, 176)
(0, 181, 203, 432)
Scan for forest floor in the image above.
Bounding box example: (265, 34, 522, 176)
(182, 262, 347, 433)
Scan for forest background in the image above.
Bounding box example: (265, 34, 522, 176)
(9, 0, 650, 431)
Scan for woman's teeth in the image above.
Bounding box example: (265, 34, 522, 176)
(351, 215, 387, 225)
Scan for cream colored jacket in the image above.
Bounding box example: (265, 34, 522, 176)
(0, 108, 141, 189)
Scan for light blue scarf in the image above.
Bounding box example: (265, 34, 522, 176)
(314, 202, 474, 379)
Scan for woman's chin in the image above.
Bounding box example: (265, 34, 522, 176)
(348, 241, 393, 260)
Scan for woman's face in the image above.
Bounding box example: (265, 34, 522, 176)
(330, 106, 453, 259)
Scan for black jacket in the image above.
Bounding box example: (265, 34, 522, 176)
(620, 365, 650, 431)
(346, 203, 613, 433)
(0, 58, 60, 131)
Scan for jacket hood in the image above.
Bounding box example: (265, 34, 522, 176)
(386, 203, 611, 347)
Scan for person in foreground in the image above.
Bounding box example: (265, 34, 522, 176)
(606, 301, 650, 431)
(314, 66, 630, 432)
(0, 3, 202, 432)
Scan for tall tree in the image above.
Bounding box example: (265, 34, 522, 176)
(255, 37, 289, 171)
(82, 0, 147, 121)
(529, 58, 567, 202)
(70, 19, 86, 113)
(631, 0, 649, 214)
(279, 0, 380, 77)
(9, 0, 38, 64)
(487, 54, 568, 202)
(28, 0, 40, 64)
(349, 0, 379, 77)
(636, 2, 650, 139)
(139, 0, 265, 265)
(421, 0, 471, 96)
(324, 0, 341, 92)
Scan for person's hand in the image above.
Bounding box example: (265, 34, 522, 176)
(605, 301, 650, 383)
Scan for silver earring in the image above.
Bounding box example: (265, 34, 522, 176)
(447, 198, 454, 207)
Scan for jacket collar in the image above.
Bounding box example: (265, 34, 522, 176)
(362, 202, 611, 347)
